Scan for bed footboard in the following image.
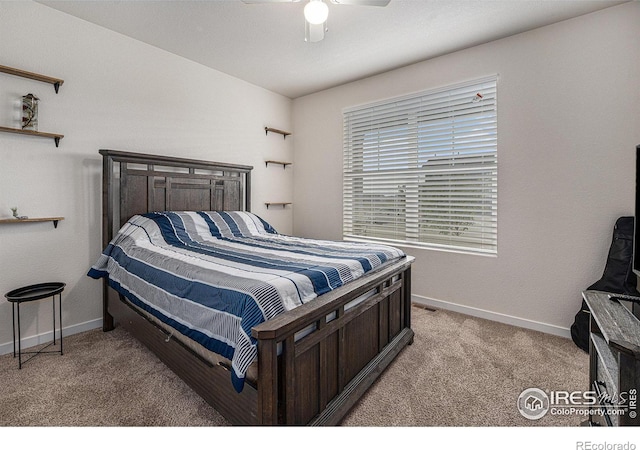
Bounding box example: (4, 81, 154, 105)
(105, 256, 413, 426)
(253, 256, 414, 425)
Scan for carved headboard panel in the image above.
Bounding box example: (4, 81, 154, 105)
(99, 149, 252, 248)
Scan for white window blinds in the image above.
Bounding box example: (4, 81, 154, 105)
(343, 76, 497, 254)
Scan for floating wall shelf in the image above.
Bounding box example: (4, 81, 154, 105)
(0, 217, 64, 228)
(0, 64, 65, 146)
(265, 160, 292, 169)
(0, 65, 64, 93)
(0, 126, 64, 147)
(265, 202, 291, 209)
(265, 127, 291, 139)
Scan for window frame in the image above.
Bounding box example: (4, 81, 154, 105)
(342, 76, 498, 255)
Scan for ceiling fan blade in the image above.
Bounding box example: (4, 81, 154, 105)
(329, 0, 390, 6)
(305, 20, 326, 43)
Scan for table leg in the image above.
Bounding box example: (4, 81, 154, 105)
(59, 293, 63, 355)
(12, 302, 16, 358)
(52, 295, 56, 345)
(17, 302, 22, 369)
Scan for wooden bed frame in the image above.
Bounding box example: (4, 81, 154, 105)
(98, 149, 414, 425)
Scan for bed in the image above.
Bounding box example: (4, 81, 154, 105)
(92, 149, 414, 425)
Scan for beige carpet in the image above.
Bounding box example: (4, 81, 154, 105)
(0, 306, 589, 427)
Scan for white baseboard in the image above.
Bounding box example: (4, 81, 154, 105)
(411, 294, 572, 339)
(0, 318, 102, 356)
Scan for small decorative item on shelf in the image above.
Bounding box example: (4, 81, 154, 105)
(21, 93, 39, 131)
(10, 207, 28, 220)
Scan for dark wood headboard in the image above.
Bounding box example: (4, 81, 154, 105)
(99, 149, 253, 249)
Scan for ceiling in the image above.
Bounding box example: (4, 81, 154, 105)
(38, 0, 625, 99)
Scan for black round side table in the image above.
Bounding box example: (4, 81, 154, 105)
(4, 282, 65, 369)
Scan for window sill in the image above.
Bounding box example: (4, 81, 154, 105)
(343, 235, 497, 257)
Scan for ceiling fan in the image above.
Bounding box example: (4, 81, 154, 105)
(241, 0, 391, 43)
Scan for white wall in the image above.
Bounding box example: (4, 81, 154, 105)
(0, 1, 293, 352)
(292, 2, 640, 336)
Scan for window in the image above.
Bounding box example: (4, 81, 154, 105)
(343, 76, 497, 254)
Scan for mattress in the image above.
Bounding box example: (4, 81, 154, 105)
(88, 210, 405, 391)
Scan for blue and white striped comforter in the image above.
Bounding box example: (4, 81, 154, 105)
(88, 211, 405, 392)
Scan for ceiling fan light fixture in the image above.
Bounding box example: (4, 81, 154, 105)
(304, 19, 327, 42)
(304, 0, 329, 25)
